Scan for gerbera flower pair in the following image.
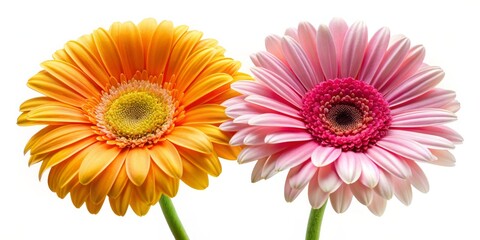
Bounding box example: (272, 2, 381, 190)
(18, 18, 461, 239)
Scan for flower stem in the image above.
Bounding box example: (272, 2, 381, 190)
(305, 201, 328, 240)
(159, 195, 189, 240)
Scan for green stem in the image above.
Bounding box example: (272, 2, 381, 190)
(305, 201, 328, 240)
(159, 195, 189, 240)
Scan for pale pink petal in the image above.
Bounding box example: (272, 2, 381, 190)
(251, 158, 268, 183)
(254, 51, 307, 95)
(298, 22, 325, 83)
(374, 170, 393, 199)
(251, 67, 303, 108)
(245, 95, 301, 118)
(285, 177, 307, 202)
(358, 27, 390, 83)
(229, 127, 253, 146)
(231, 80, 280, 99)
(237, 143, 292, 164)
(367, 193, 387, 216)
(311, 145, 342, 167)
(390, 88, 457, 114)
(388, 129, 454, 150)
(429, 149, 456, 166)
(219, 121, 247, 132)
(391, 109, 457, 128)
(231, 127, 284, 146)
(261, 153, 281, 179)
(369, 37, 410, 89)
(316, 24, 337, 80)
(381, 45, 425, 94)
(221, 95, 245, 108)
(317, 164, 342, 193)
(350, 181, 374, 205)
(386, 66, 444, 106)
(406, 160, 429, 193)
(248, 113, 306, 129)
(392, 177, 412, 206)
(288, 161, 317, 189)
(335, 151, 361, 184)
(265, 35, 286, 63)
(406, 126, 463, 144)
(443, 100, 460, 113)
(330, 184, 353, 213)
(265, 131, 313, 144)
(329, 18, 348, 63)
(341, 21, 368, 78)
(274, 141, 318, 171)
(226, 102, 267, 118)
(284, 27, 298, 40)
(232, 114, 258, 124)
(359, 153, 380, 188)
(377, 135, 436, 162)
(282, 36, 317, 90)
(308, 173, 329, 208)
(366, 146, 411, 179)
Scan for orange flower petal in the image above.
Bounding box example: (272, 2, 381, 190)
(30, 124, 94, 155)
(56, 148, 91, 188)
(109, 21, 144, 79)
(181, 158, 209, 190)
(146, 20, 173, 76)
(167, 126, 213, 154)
(164, 30, 202, 82)
(109, 183, 132, 216)
(108, 157, 129, 199)
(137, 18, 157, 54)
(70, 184, 89, 208)
(126, 147, 151, 186)
(149, 140, 183, 178)
(181, 104, 228, 125)
(46, 136, 97, 170)
(178, 146, 221, 177)
(92, 28, 123, 79)
(86, 196, 105, 214)
(130, 190, 150, 216)
(78, 143, 121, 185)
(182, 73, 233, 107)
(19, 96, 59, 112)
(90, 149, 127, 204)
(26, 105, 89, 124)
(193, 124, 231, 144)
(137, 166, 156, 204)
(27, 71, 85, 107)
(213, 143, 242, 160)
(152, 163, 178, 198)
(175, 48, 217, 94)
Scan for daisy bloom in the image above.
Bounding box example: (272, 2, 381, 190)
(222, 18, 462, 220)
(18, 18, 246, 220)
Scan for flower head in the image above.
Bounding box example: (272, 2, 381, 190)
(222, 18, 462, 215)
(18, 18, 247, 216)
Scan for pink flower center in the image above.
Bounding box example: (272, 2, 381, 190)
(301, 78, 391, 152)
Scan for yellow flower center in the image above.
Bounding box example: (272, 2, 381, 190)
(95, 80, 175, 148)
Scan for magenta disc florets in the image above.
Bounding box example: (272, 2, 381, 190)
(301, 78, 392, 152)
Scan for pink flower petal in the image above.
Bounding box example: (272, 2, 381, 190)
(366, 146, 412, 179)
(316, 24, 338, 80)
(359, 153, 380, 188)
(265, 131, 313, 144)
(298, 22, 325, 83)
(341, 21, 368, 78)
(253, 51, 307, 95)
(377, 135, 436, 162)
(285, 177, 307, 202)
(335, 151, 361, 184)
(429, 149, 456, 166)
(308, 173, 329, 208)
(265, 35, 286, 63)
(251, 157, 268, 183)
(317, 164, 342, 193)
(311, 145, 342, 167)
(367, 193, 387, 216)
(330, 184, 353, 213)
(219, 121, 247, 132)
(245, 94, 301, 118)
(221, 95, 245, 108)
(369, 37, 410, 89)
(391, 109, 457, 128)
(238, 143, 291, 164)
(388, 129, 454, 150)
(350, 181, 374, 205)
(288, 161, 317, 189)
(274, 141, 318, 171)
(226, 102, 266, 118)
(381, 45, 425, 94)
(392, 178, 412, 206)
(390, 88, 457, 114)
(406, 160, 429, 193)
(358, 27, 390, 83)
(251, 67, 303, 108)
(329, 18, 348, 63)
(285, 27, 298, 40)
(282, 36, 317, 90)
(374, 170, 393, 199)
(248, 113, 306, 129)
(231, 80, 277, 98)
(386, 66, 444, 106)
(262, 153, 281, 179)
(406, 126, 463, 144)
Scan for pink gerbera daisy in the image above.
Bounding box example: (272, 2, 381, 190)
(221, 18, 462, 216)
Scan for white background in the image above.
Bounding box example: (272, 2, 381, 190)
(1, 0, 479, 239)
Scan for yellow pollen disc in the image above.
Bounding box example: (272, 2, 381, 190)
(95, 80, 175, 148)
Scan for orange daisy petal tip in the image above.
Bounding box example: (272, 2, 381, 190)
(18, 18, 249, 216)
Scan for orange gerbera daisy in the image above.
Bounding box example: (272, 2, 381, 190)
(18, 18, 247, 216)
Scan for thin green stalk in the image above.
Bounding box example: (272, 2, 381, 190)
(305, 201, 328, 240)
(159, 195, 189, 240)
